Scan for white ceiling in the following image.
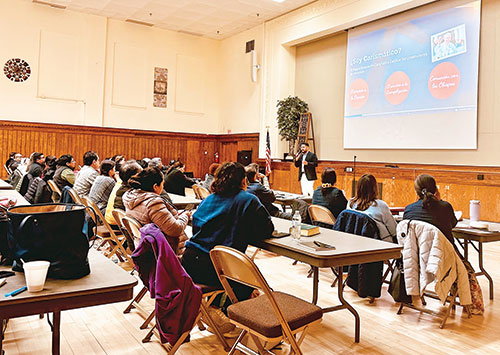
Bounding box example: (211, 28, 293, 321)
(32, 0, 317, 39)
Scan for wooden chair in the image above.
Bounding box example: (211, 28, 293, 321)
(192, 184, 202, 199)
(210, 246, 323, 355)
(396, 220, 472, 328)
(192, 184, 210, 200)
(121, 219, 231, 351)
(308, 205, 336, 226)
(306, 205, 340, 286)
(46, 180, 62, 203)
(68, 187, 84, 205)
(3, 165, 11, 176)
(82, 197, 132, 265)
(112, 209, 139, 253)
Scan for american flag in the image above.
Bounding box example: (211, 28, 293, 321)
(265, 129, 272, 176)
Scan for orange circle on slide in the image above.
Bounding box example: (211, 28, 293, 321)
(428, 62, 460, 100)
(348, 78, 369, 109)
(384, 71, 410, 105)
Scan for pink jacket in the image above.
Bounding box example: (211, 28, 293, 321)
(132, 223, 202, 345)
(123, 189, 188, 255)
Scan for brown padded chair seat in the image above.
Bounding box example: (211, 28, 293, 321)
(227, 291, 322, 338)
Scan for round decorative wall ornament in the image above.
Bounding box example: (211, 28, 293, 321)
(4, 58, 31, 82)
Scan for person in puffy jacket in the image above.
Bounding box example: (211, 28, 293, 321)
(123, 167, 191, 256)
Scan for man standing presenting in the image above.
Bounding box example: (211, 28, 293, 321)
(294, 142, 318, 196)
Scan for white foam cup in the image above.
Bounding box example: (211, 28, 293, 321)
(23, 261, 50, 292)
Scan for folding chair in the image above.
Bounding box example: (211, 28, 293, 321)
(125, 222, 231, 351)
(210, 246, 323, 355)
(68, 187, 84, 205)
(305, 205, 339, 286)
(112, 209, 139, 252)
(197, 185, 211, 199)
(82, 197, 132, 264)
(308, 205, 336, 226)
(46, 180, 62, 203)
(192, 184, 202, 199)
(396, 220, 472, 328)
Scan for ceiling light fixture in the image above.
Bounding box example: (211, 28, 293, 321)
(272, 0, 286, 3)
(125, 19, 154, 27)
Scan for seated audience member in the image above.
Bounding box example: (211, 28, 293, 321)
(181, 162, 274, 302)
(24, 157, 56, 204)
(163, 161, 195, 196)
(403, 174, 458, 245)
(123, 167, 190, 256)
(200, 163, 220, 190)
(312, 168, 347, 219)
(27, 152, 45, 178)
(7, 153, 23, 173)
(8, 157, 28, 188)
(347, 174, 396, 242)
(73, 151, 100, 198)
(5, 152, 16, 172)
(104, 160, 142, 225)
(136, 159, 149, 169)
(89, 160, 116, 214)
(53, 154, 77, 189)
(245, 164, 290, 219)
(42, 155, 57, 180)
(246, 162, 270, 189)
(111, 154, 126, 166)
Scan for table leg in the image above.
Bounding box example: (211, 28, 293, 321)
(52, 311, 61, 355)
(336, 266, 360, 343)
(312, 267, 319, 305)
(464, 239, 469, 260)
(478, 242, 494, 300)
(0, 319, 4, 355)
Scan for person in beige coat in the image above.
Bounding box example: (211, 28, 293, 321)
(123, 167, 191, 256)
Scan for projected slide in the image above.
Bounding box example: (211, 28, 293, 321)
(344, 0, 480, 149)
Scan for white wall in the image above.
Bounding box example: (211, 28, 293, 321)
(0, 0, 106, 126)
(103, 19, 222, 133)
(219, 25, 264, 134)
(0, 0, 222, 133)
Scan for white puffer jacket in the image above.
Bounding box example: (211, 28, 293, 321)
(397, 220, 471, 305)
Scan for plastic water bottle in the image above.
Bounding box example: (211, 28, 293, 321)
(291, 210, 302, 242)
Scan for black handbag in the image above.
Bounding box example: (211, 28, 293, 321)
(6, 203, 91, 279)
(388, 258, 412, 304)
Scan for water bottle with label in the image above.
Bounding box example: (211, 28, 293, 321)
(291, 210, 302, 242)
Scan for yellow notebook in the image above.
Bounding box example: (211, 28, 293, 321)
(290, 224, 320, 236)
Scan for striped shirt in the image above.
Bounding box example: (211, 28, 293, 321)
(73, 165, 99, 198)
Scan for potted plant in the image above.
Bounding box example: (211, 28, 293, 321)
(276, 96, 309, 158)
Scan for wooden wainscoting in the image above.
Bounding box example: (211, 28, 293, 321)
(267, 160, 500, 222)
(0, 120, 259, 179)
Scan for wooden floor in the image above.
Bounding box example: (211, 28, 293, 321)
(3, 242, 500, 354)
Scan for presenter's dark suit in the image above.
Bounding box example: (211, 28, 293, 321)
(294, 151, 318, 181)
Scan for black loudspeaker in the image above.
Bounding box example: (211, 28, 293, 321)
(237, 150, 252, 166)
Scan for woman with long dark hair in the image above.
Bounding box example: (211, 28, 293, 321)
(403, 174, 457, 244)
(312, 167, 347, 219)
(182, 162, 274, 299)
(347, 174, 396, 242)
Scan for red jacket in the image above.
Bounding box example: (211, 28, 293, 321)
(132, 223, 202, 345)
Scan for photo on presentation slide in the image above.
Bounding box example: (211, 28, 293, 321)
(431, 24, 467, 62)
(343, 0, 480, 150)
